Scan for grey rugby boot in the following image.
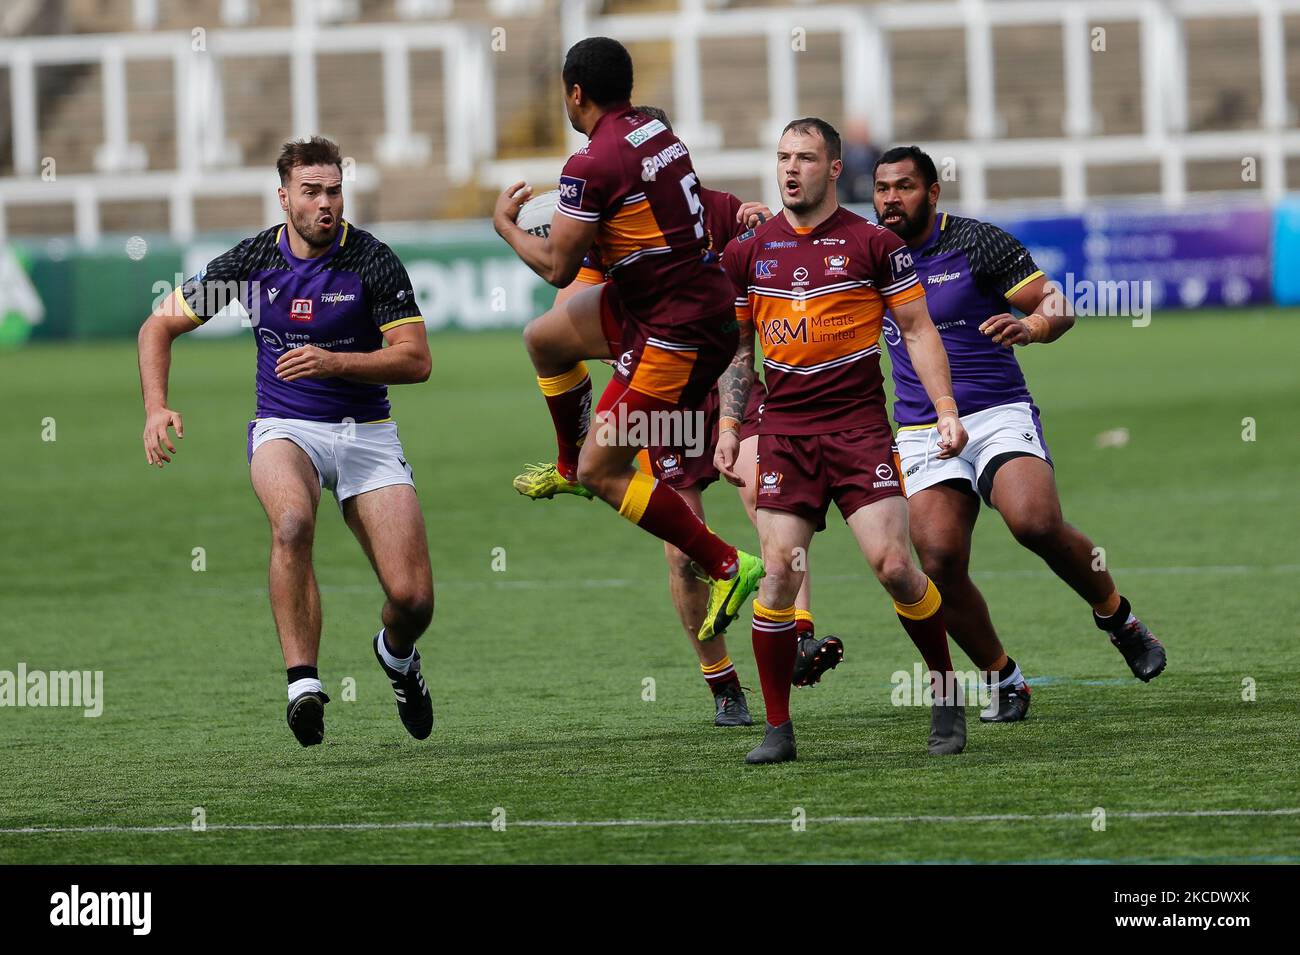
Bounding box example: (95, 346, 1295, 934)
(714, 683, 754, 727)
(928, 701, 967, 755)
(746, 720, 797, 764)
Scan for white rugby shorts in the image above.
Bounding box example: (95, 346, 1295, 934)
(249, 417, 415, 504)
(897, 401, 1050, 505)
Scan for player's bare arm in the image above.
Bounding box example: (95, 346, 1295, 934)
(892, 295, 968, 458)
(275, 323, 431, 385)
(980, 274, 1074, 347)
(137, 291, 200, 467)
(493, 181, 598, 287)
(713, 320, 756, 486)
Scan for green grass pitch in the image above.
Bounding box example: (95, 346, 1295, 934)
(1, 308, 1297, 864)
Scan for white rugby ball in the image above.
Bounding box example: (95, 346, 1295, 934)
(517, 189, 560, 238)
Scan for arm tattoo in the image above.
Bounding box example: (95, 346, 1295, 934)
(718, 325, 755, 422)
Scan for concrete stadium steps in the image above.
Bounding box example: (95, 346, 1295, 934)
(890, 28, 968, 142)
(1185, 17, 1261, 132)
(1089, 19, 1142, 136)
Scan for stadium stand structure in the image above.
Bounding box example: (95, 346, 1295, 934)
(1, 0, 1298, 242)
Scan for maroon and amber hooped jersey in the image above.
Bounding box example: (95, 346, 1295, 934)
(721, 206, 926, 436)
(577, 185, 746, 283)
(557, 104, 734, 341)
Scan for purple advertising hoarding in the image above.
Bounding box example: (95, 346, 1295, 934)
(989, 201, 1273, 312)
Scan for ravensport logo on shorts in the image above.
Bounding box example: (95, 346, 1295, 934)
(873, 462, 899, 489)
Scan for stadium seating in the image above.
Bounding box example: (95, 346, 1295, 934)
(1, 0, 1298, 241)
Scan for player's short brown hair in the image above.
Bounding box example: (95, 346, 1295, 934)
(781, 117, 841, 163)
(276, 136, 343, 185)
(635, 105, 672, 132)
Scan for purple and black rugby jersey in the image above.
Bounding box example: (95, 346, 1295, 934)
(884, 212, 1043, 427)
(174, 221, 422, 423)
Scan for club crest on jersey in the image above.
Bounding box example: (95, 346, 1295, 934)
(889, 246, 914, 281)
(617, 349, 634, 375)
(758, 471, 783, 496)
(756, 259, 778, 280)
(290, 298, 313, 322)
(558, 175, 586, 207)
(824, 254, 849, 276)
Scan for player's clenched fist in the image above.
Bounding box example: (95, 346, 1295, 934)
(735, 201, 772, 230)
(979, 313, 1031, 347)
(934, 414, 968, 459)
(142, 407, 184, 467)
(275, 345, 339, 382)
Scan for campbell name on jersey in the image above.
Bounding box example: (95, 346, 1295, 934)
(557, 104, 734, 339)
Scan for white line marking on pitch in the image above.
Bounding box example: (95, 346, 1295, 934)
(175, 562, 1300, 597)
(4, 807, 1298, 836)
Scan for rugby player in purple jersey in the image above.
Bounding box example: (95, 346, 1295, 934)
(137, 137, 436, 747)
(873, 145, 1167, 722)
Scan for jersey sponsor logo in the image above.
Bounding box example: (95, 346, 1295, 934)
(259, 328, 286, 352)
(290, 298, 313, 322)
(737, 228, 756, 242)
(616, 349, 634, 376)
(625, 118, 667, 147)
(764, 240, 798, 249)
(813, 237, 846, 245)
(881, 316, 902, 347)
(267, 286, 281, 303)
(756, 259, 778, 279)
(759, 316, 808, 346)
(824, 254, 849, 276)
(926, 270, 962, 286)
(320, 291, 356, 304)
(558, 175, 587, 207)
(758, 470, 783, 496)
(889, 246, 914, 281)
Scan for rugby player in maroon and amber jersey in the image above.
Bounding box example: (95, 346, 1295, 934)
(717, 119, 969, 763)
(522, 106, 836, 727)
(494, 39, 763, 644)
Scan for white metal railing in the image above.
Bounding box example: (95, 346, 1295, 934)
(485, 0, 1300, 214)
(0, 3, 495, 244)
